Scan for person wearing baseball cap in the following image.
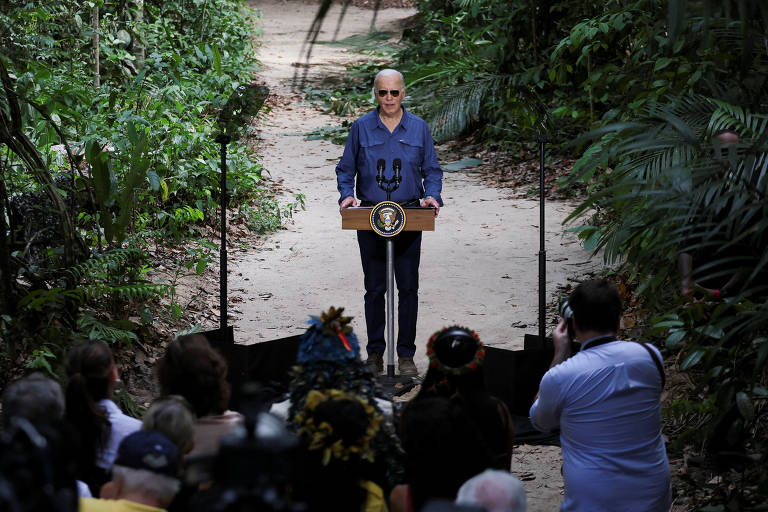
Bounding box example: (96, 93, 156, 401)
(79, 430, 181, 512)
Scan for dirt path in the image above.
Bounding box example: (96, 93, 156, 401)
(230, 0, 602, 508)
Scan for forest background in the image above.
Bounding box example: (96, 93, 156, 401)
(1, 0, 767, 509)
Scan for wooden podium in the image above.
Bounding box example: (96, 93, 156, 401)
(341, 206, 435, 232)
(340, 204, 436, 381)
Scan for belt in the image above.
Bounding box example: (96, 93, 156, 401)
(360, 199, 421, 207)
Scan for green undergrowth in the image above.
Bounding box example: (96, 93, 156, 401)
(0, 0, 285, 388)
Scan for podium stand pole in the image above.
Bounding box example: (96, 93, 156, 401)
(386, 239, 396, 377)
(340, 205, 434, 392)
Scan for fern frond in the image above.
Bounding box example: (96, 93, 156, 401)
(454, 0, 485, 8)
(83, 282, 170, 302)
(76, 314, 138, 345)
(709, 99, 768, 136)
(66, 248, 147, 284)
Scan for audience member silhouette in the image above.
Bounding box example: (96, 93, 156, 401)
(418, 326, 514, 470)
(65, 340, 141, 495)
(278, 307, 405, 493)
(1, 372, 80, 512)
(392, 396, 494, 512)
(456, 469, 527, 512)
(80, 430, 181, 512)
(141, 395, 197, 512)
(156, 334, 244, 461)
(293, 389, 386, 512)
(141, 395, 196, 456)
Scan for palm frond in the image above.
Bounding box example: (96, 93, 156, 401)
(76, 314, 138, 344)
(429, 75, 498, 142)
(427, 73, 548, 142)
(567, 95, 768, 302)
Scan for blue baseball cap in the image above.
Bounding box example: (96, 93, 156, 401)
(115, 430, 179, 477)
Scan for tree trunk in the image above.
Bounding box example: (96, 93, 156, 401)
(135, 0, 145, 68)
(0, 61, 83, 267)
(118, 0, 127, 23)
(0, 168, 12, 319)
(92, 5, 100, 87)
(530, 0, 538, 62)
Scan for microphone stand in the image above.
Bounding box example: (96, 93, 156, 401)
(378, 162, 401, 378)
(216, 133, 231, 334)
(536, 133, 549, 345)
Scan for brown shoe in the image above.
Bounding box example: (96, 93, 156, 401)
(399, 357, 418, 376)
(366, 352, 383, 374)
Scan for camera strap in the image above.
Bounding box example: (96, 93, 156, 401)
(632, 341, 666, 389)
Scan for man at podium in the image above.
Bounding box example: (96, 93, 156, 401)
(336, 69, 443, 376)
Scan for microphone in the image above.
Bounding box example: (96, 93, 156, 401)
(393, 158, 402, 183)
(376, 159, 385, 184)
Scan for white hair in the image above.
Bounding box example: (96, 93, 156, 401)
(142, 395, 196, 454)
(2, 372, 65, 429)
(371, 69, 405, 100)
(112, 465, 181, 506)
(455, 470, 527, 512)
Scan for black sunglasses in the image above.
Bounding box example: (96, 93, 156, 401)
(377, 89, 401, 97)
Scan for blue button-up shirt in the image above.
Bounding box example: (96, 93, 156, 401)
(529, 338, 672, 512)
(336, 107, 443, 205)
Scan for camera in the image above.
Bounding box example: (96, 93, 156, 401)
(559, 298, 575, 339)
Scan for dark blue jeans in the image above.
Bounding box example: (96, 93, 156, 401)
(357, 230, 422, 358)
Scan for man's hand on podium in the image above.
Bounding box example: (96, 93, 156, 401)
(339, 196, 358, 211)
(420, 196, 440, 217)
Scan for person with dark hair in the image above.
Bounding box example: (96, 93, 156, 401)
(391, 396, 494, 512)
(65, 340, 141, 495)
(156, 334, 243, 460)
(293, 388, 386, 512)
(529, 278, 671, 511)
(418, 326, 514, 470)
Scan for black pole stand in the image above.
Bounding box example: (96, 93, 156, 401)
(200, 85, 269, 409)
(216, 133, 231, 334)
(536, 133, 549, 344)
(523, 134, 552, 351)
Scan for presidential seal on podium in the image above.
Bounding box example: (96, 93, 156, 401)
(370, 201, 406, 237)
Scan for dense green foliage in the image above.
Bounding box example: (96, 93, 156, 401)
(399, 0, 768, 143)
(569, 97, 768, 459)
(0, 0, 276, 381)
(398, 0, 768, 494)
(554, 3, 768, 471)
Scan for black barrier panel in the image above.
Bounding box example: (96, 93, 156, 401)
(203, 328, 301, 411)
(483, 345, 560, 446)
(483, 345, 552, 417)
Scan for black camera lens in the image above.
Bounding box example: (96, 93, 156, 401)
(559, 298, 573, 320)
